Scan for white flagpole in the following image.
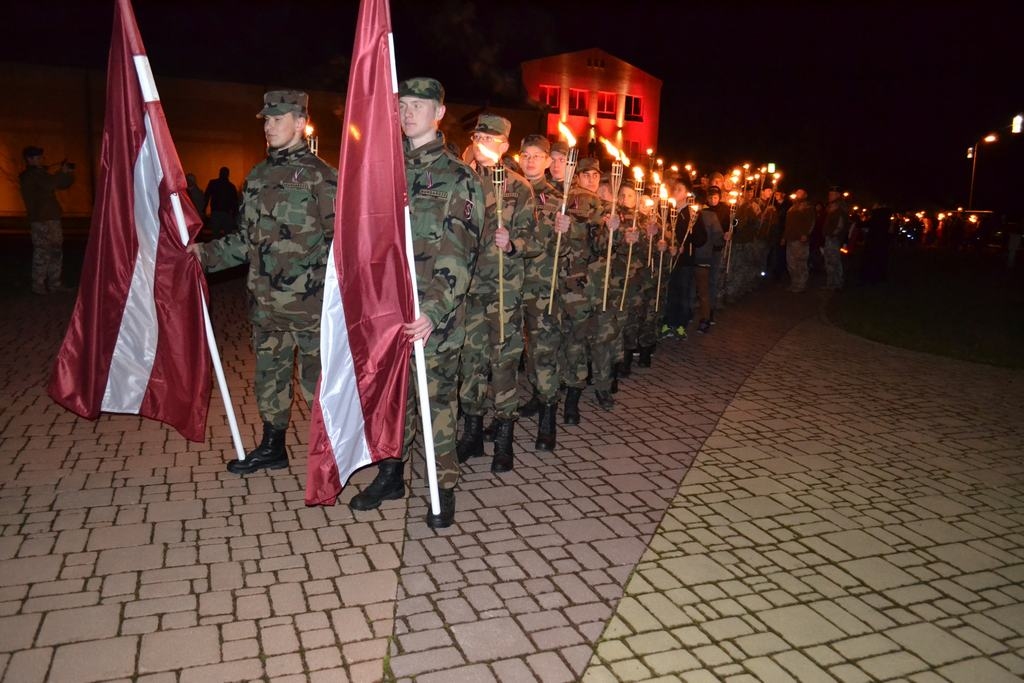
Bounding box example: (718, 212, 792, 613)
(169, 194, 246, 462)
(134, 54, 246, 462)
(390, 33, 440, 516)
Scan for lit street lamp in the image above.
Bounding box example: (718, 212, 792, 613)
(967, 133, 997, 210)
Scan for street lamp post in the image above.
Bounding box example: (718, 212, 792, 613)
(967, 133, 997, 210)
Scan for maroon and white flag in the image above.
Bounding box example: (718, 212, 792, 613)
(305, 0, 414, 505)
(48, 0, 211, 441)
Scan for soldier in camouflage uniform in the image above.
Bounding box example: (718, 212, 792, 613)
(516, 134, 566, 452)
(455, 115, 540, 473)
(349, 78, 483, 529)
(190, 90, 337, 475)
(619, 184, 657, 373)
(823, 186, 849, 289)
(559, 158, 603, 425)
(724, 189, 762, 303)
(19, 146, 74, 294)
(588, 176, 636, 410)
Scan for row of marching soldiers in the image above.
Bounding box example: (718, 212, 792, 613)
(354, 78, 775, 528)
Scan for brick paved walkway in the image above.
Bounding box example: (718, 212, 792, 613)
(1, 278, 1021, 682)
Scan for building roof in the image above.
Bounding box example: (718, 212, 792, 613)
(521, 48, 662, 93)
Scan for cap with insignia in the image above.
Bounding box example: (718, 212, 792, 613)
(474, 113, 512, 138)
(398, 77, 445, 104)
(550, 141, 569, 156)
(576, 157, 601, 173)
(520, 134, 550, 154)
(258, 90, 309, 118)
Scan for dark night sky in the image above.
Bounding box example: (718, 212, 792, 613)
(4, 0, 1021, 209)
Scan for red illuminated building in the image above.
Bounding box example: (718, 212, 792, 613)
(521, 48, 662, 160)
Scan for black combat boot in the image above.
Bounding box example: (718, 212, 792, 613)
(518, 392, 542, 419)
(482, 418, 498, 442)
(618, 351, 633, 377)
(492, 419, 515, 473)
(535, 402, 557, 452)
(596, 390, 616, 410)
(425, 487, 456, 529)
(348, 459, 405, 511)
(564, 387, 582, 425)
(638, 345, 654, 368)
(456, 414, 485, 463)
(227, 422, 288, 474)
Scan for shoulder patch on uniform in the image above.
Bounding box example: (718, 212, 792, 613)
(465, 199, 474, 221)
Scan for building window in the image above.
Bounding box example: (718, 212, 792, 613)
(539, 84, 560, 109)
(624, 95, 643, 122)
(624, 140, 641, 160)
(568, 88, 589, 116)
(596, 91, 616, 119)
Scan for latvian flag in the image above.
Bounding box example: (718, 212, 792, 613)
(48, 0, 211, 441)
(305, 0, 415, 505)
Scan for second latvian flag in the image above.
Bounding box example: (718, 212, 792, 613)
(48, 0, 211, 441)
(305, 0, 414, 505)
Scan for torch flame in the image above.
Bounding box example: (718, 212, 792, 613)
(644, 197, 655, 208)
(599, 138, 630, 165)
(652, 171, 661, 185)
(476, 143, 501, 165)
(633, 166, 644, 181)
(659, 185, 668, 200)
(558, 122, 577, 148)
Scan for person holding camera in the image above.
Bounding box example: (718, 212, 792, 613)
(19, 146, 75, 295)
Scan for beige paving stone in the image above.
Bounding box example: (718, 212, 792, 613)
(335, 570, 397, 606)
(885, 622, 981, 666)
(138, 625, 220, 672)
(36, 604, 121, 646)
(48, 636, 137, 683)
(177, 658, 264, 683)
(2, 647, 52, 683)
(838, 557, 917, 591)
(757, 605, 846, 647)
(452, 616, 536, 661)
(0, 556, 62, 587)
(0, 613, 41, 652)
(857, 651, 929, 679)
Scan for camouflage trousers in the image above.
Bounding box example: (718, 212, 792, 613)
(588, 274, 624, 392)
(522, 288, 563, 404)
(253, 326, 320, 429)
(559, 276, 593, 390)
(723, 243, 758, 303)
(786, 241, 810, 292)
(30, 220, 63, 292)
(647, 253, 672, 343)
(710, 249, 724, 311)
(824, 238, 844, 289)
(403, 346, 460, 489)
(623, 264, 659, 350)
(459, 291, 524, 420)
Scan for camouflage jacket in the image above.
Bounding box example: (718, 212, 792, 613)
(564, 186, 604, 279)
(733, 200, 762, 244)
(406, 134, 484, 353)
(469, 164, 540, 297)
(824, 199, 849, 240)
(19, 166, 74, 222)
(523, 176, 568, 293)
(198, 141, 337, 331)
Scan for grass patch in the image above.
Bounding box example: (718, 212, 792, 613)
(827, 248, 1024, 369)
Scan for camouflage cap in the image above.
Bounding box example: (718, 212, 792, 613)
(22, 145, 44, 159)
(520, 134, 550, 154)
(258, 90, 308, 118)
(550, 141, 569, 156)
(474, 114, 512, 138)
(398, 77, 445, 104)
(576, 157, 601, 174)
